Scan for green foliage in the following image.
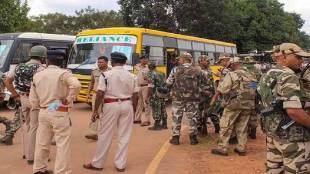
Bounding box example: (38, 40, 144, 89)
(0, 0, 29, 33)
(118, 0, 310, 53)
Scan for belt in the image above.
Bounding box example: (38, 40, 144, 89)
(41, 106, 69, 112)
(140, 84, 148, 87)
(104, 98, 131, 103)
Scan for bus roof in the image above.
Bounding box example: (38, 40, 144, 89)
(77, 27, 236, 47)
(0, 32, 75, 41)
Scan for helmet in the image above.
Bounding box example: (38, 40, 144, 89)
(230, 57, 242, 64)
(29, 46, 47, 58)
(156, 86, 170, 98)
(243, 56, 255, 63)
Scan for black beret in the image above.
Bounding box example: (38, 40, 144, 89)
(139, 54, 148, 59)
(111, 52, 127, 60)
(47, 50, 66, 60)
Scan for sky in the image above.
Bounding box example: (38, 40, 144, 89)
(26, 0, 309, 34)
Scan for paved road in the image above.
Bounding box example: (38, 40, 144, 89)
(0, 103, 266, 174)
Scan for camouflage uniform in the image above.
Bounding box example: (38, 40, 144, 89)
(212, 64, 257, 155)
(198, 66, 216, 134)
(167, 58, 209, 145)
(258, 64, 310, 173)
(147, 69, 168, 129)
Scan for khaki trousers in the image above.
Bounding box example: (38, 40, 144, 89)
(20, 95, 39, 161)
(91, 100, 134, 169)
(88, 93, 101, 135)
(33, 109, 72, 174)
(134, 86, 151, 122)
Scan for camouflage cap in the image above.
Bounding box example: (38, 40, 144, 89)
(230, 57, 242, 64)
(243, 56, 255, 63)
(198, 55, 210, 62)
(30, 45, 47, 58)
(177, 52, 192, 61)
(217, 54, 231, 63)
(272, 43, 310, 57)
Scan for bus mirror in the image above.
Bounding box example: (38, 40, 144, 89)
(132, 53, 140, 65)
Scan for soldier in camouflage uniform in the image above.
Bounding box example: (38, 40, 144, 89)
(243, 57, 262, 139)
(146, 62, 168, 130)
(258, 43, 310, 174)
(197, 55, 217, 136)
(167, 53, 210, 145)
(211, 57, 257, 156)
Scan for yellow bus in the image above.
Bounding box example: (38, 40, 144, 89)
(67, 27, 237, 102)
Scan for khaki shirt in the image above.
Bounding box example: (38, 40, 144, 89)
(97, 66, 139, 99)
(217, 71, 239, 94)
(90, 68, 107, 92)
(135, 63, 149, 85)
(29, 65, 81, 108)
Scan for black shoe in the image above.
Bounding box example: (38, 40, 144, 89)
(161, 119, 168, 129)
(169, 135, 180, 145)
(0, 135, 13, 145)
(27, 160, 34, 165)
(34, 170, 53, 174)
(148, 121, 162, 131)
(189, 134, 199, 145)
(211, 149, 228, 156)
(229, 136, 238, 144)
(248, 128, 257, 139)
(234, 148, 246, 156)
(214, 124, 220, 134)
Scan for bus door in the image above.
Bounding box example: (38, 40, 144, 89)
(165, 48, 178, 76)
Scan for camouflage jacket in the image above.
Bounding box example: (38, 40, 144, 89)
(147, 70, 166, 94)
(258, 64, 310, 142)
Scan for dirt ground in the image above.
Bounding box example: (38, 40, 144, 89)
(0, 103, 266, 174)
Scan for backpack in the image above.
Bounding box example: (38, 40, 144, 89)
(14, 63, 40, 93)
(173, 66, 203, 101)
(226, 69, 257, 110)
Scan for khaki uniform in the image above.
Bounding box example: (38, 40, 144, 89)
(91, 66, 139, 169)
(134, 63, 151, 123)
(30, 65, 81, 174)
(216, 69, 254, 152)
(6, 59, 44, 160)
(89, 68, 107, 135)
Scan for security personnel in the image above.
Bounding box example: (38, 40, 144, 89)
(197, 55, 217, 135)
(83, 52, 139, 172)
(134, 55, 151, 126)
(146, 62, 168, 130)
(85, 56, 109, 141)
(258, 43, 310, 173)
(30, 50, 81, 174)
(5, 45, 46, 164)
(167, 53, 209, 145)
(211, 57, 257, 156)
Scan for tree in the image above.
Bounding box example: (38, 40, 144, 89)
(0, 0, 29, 33)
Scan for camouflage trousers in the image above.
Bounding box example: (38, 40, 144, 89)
(217, 108, 251, 151)
(171, 100, 200, 136)
(266, 136, 310, 174)
(248, 111, 258, 130)
(0, 108, 22, 137)
(198, 100, 219, 128)
(150, 95, 167, 121)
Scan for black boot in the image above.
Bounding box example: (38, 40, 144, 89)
(169, 135, 180, 145)
(189, 134, 198, 145)
(0, 134, 13, 145)
(214, 123, 220, 134)
(148, 121, 162, 131)
(249, 127, 257, 139)
(161, 119, 168, 129)
(198, 125, 208, 137)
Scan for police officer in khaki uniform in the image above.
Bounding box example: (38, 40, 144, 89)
(5, 45, 46, 164)
(83, 52, 139, 172)
(30, 50, 81, 174)
(134, 55, 151, 126)
(85, 56, 109, 141)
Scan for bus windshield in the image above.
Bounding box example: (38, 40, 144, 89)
(0, 39, 14, 67)
(69, 35, 137, 66)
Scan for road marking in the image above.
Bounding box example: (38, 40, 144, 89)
(145, 126, 187, 174)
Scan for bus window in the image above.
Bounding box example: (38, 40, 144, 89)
(193, 51, 201, 65)
(12, 42, 35, 64)
(149, 46, 164, 65)
(208, 52, 215, 65)
(0, 39, 14, 66)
